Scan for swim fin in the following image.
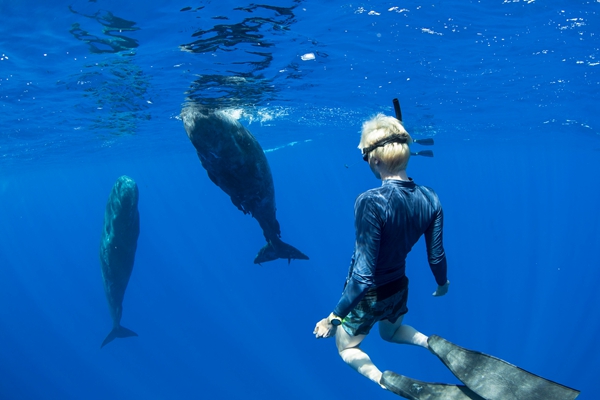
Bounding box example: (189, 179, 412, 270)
(428, 335, 580, 400)
(410, 150, 434, 157)
(381, 371, 485, 400)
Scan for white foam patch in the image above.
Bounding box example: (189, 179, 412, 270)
(222, 108, 244, 120)
(421, 28, 443, 36)
(220, 106, 291, 125)
(264, 139, 312, 153)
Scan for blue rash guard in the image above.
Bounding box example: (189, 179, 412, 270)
(333, 179, 448, 319)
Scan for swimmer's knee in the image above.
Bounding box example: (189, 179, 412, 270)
(378, 323, 396, 342)
(379, 330, 394, 342)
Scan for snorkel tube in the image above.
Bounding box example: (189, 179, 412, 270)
(392, 97, 434, 157)
(393, 98, 403, 123)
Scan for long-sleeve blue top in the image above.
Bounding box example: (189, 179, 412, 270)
(333, 179, 447, 318)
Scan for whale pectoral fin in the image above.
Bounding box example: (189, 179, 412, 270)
(253, 238, 309, 264)
(101, 325, 138, 348)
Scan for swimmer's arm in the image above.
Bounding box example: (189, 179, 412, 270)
(313, 312, 342, 339)
(424, 201, 448, 287)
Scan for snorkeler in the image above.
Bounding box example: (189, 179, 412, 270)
(313, 104, 580, 400)
(313, 111, 449, 385)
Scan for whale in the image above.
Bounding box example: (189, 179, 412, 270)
(99, 175, 140, 348)
(181, 105, 309, 264)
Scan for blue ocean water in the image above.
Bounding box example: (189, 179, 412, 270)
(1, 0, 599, 399)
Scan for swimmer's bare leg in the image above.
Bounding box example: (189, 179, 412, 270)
(335, 326, 386, 388)
(378, 315, 429, 348)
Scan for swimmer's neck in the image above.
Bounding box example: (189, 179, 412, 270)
(379, 169, 409, 181)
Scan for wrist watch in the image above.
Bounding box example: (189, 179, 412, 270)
(330, 315, 342, 326)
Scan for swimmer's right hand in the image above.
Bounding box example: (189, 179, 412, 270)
(432, 280, 450, 297)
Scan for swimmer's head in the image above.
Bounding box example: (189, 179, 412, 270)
(359, 114, 412, 173)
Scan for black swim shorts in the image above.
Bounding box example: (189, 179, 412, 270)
(342, 277, 409, 336)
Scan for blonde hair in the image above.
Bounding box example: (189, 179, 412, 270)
(358, 114, 412, 173)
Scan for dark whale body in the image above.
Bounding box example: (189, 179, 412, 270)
(181, 106, 308, 264)
(99, 175, 140, 348)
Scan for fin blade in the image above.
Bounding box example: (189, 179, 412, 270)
(428, 335, 580, 400)
(414, 138, 434, 146)
(411, 150, 434, 157)
(381, 371, 484, 400)
(101, 325, 138, 348)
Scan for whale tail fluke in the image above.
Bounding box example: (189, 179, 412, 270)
(254, 237, 309, 264)
(101, 325, 138, 348)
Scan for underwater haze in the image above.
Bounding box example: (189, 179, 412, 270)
(1, 0, 599, 399)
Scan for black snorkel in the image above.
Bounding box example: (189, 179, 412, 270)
(392, 98, 434, 157)
(393, 98, 403, 123)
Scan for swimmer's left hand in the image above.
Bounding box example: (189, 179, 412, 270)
(313, 317, 336, 339)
